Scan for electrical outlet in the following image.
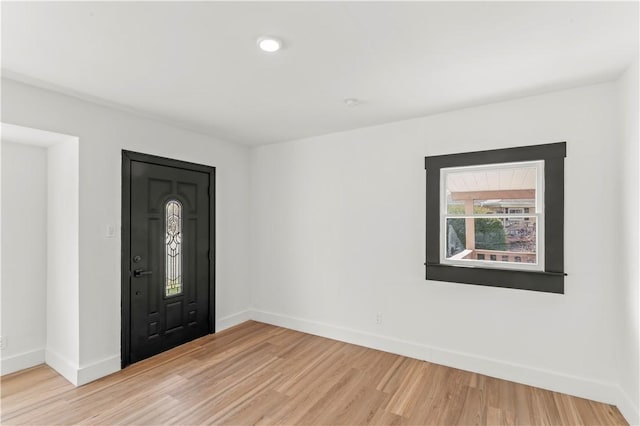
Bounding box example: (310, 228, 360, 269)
(375, 313, 383, 325)
(0, 336, 6, 350)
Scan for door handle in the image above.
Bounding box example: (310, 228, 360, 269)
(133, 269, 153, 277)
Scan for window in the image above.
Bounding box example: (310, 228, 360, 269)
(425, 142, 566, 293)
(441, 160, 543, 272)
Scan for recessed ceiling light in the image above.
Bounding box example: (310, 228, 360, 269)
(344, 98, 361, 107)
(257, 36, 282, 53)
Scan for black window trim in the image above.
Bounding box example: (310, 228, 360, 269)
(425, 142, 566, 294)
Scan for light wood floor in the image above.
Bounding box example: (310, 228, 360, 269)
(1, 321, 628, 425)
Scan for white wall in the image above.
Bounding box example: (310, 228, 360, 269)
(251, 82, 628, 412)
(616, 57, 640, 425)
(1, 141, 47, 374)
(1, 78, 252, 383)
(46, 138, 80, 384)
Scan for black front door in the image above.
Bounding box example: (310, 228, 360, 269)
(122, 151, 215, 366)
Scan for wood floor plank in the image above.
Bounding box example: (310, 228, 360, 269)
(0, 321, 629, 425)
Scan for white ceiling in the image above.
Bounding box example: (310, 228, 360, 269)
(2, 2, 638, 146)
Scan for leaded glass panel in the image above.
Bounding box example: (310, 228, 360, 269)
(165, 200, 182, 296)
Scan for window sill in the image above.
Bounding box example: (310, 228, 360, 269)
(425, 264, 564, 294)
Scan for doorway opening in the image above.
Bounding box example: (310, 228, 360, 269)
(1, 123, 80, 384)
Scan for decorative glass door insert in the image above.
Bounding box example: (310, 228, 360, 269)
(165, 200, 182, 296)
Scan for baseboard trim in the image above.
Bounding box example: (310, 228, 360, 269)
(429, 345, 619, 405)
(616, 386, 640, 426)
(1, 348, 45, 375)
(67, 308, 255, 386)
(217, 310, 253, 332)
(251, 309, 621, 409)
(45, 348, 78, 386)
(77, 355, 120, 386)
(11, 310, 253, 386)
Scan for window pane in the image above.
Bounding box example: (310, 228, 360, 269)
(445, 217, 537, 264)
(445, 218, 466, 257)
(165, 200, 183, 297)
(446, 164, 538, 215)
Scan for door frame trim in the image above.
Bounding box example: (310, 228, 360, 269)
(121, 150, 216, 368)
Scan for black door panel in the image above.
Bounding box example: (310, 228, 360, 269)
(122, 152, 215, 366)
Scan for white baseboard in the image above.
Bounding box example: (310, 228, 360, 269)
(251, 309, 622, 410)
(429, 345, 619, 406)
(5, 310, 251, 387)
(616, 386, 640, 426)
(74, 309, 255, 386)
(45, 348, 79, 386)
(251, 309, 434, 360)
(2, 349, 118, 387)
(77, 355, 120, 386)
(217, 309, 253, 332)
(1, 348, 45, 375)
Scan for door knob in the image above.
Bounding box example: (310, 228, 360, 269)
(133, 269, 153, 277)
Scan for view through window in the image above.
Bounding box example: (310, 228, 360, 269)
(441, 161, 544, 271)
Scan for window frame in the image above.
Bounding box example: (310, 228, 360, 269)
(425, 142, 566, 294)
(439, 160, 545, 272)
